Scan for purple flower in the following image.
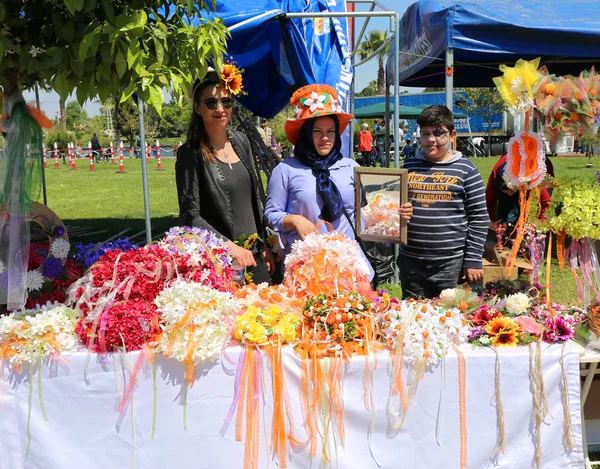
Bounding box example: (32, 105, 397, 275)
(596, 171, 600, 184)
(468, 326, 486, 341)
(41, 258, 64, 278)
(54, 226, 65, 237)
(543, 316, 575, 343)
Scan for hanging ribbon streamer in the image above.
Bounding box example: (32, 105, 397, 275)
(435, 354, 446, 447)
(560, 343, 575, 452)
(492, 348, 506, 457)
(454, 345, 468, 469)
(528, 340, 549, 469)
(556, 231, 567, 270)
(0, 93, 47, 310)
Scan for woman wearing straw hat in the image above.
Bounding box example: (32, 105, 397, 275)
(264, 84, 412, 272)
(175, 66, 274, 284)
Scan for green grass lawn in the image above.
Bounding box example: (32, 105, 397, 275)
(41, 155, 598, 305)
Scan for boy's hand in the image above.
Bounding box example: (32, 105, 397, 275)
(398, 202, 413, 221)
(463, 268, 484, 283)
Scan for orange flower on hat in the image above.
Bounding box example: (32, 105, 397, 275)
(285, 84, 354, 144)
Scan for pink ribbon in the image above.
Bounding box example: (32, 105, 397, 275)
(118, 347, 147, 414)
(220, 347, 246, 436)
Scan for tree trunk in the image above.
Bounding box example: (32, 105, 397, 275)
(59, 98, 66, 131)
(487, 124, 492, 157)
(377, 60, 385, 95)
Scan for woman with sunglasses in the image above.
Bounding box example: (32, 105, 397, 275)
(264, 84, 412, 276)
(175, 67, 273, 284)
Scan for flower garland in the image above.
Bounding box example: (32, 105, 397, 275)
(234, 283, 304, 315)
(0, 303, 79, 370)
(362, 193, 400, 237)
(155, 280, 238, 376)
(234, 305, 299, 346)
(531, 303, 586, 343)
(284, 232, 372, 298)
(22, 241, 84, 310)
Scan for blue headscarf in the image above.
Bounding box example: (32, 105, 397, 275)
(293, 117, 344, 223)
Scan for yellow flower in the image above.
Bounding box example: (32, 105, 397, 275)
(491, 330, 519, 347)
(485, 317, 519, 337)
(272, 321, 297, 343)
(260, 306, 282, 326)
(243, 233, 259, 250)
(493, 58, 541, 110)
(246, 322, 268, 344)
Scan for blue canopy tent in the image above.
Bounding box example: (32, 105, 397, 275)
(387, 0, 600, 107)
(210, 0, 354, 118)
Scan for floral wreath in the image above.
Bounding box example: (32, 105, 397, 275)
(24, 202, 71, 295)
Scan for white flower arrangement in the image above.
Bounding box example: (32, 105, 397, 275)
(154, 280, 240, 363)
(49, 238, 70, 259)
(285, 229, 371, 293)
(0, 304, 79, 368)
(504, 292, 531, 315)
(381, 300, 469, 368)
(439, 288, 457, 300)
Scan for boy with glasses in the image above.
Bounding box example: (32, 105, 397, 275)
(398, 105, 490, 299)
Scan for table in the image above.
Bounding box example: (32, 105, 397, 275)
(578, 343, 600, 469)
(0, 343, 584, 469)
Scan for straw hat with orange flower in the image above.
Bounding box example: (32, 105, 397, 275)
(285, 84, 354, 144)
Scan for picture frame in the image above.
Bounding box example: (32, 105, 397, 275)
(354, 167, 409, 244)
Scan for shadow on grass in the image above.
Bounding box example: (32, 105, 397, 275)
(61, 216, 179, 243)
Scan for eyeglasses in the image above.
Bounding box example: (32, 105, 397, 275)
(202, 98, 234, 110)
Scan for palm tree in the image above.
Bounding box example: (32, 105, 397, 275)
(357, 30, 390, 95)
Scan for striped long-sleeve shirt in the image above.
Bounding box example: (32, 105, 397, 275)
(400, 151, 490, 269)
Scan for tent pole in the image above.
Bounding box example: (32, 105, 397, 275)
(34, 84, 48, 206)
(137, 98, 152, 245)
(393, 13, 400, 168)
(445, 47, 454, 111)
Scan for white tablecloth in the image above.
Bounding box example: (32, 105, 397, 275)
(0, 343, 583, 469)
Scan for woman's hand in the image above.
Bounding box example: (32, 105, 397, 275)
(263, 248, 276, 275)
(283, 214, 317, 240)
(398, 202, 413, 221)
(226, 241, 257, 268)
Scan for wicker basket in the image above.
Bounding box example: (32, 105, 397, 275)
(588, 302, 600, 337)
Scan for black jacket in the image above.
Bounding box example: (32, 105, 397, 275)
(175, 131, 265, 241)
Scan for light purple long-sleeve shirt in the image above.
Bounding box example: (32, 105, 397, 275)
(264, 156, 374, 279)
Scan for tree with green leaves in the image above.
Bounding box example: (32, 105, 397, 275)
(65, 100, 88, 131)
(159, 95, 193, 139)
(356, 80, 378, 97)
(357, 30, 390, 95)
(0, 1, 228, 113)
(455, 88, 506, 156)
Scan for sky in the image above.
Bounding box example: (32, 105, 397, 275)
(23, 0, 416, 119)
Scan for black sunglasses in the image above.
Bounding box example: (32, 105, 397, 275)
(202, 98, 234, 110)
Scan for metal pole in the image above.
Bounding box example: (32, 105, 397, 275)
(137, 98, 152, 245)
(392, 13, 401, 284)
(445, 47, 454, 111)
(286, 11, 394, 18)
(393, 13, 400, 169)
(34, 84, 48, 205)
(350, 2, 376, 61)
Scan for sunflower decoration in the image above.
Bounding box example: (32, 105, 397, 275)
(485, 316, 520, 347)
(220, 60, 245, 96)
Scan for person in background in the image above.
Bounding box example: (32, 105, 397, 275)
(258, 118, 274, 150)
(373, 118, 387, 167)
(398, 105, 490, 299)
(357, 123, 373, 166)
(264, 84, 413, 278)
(175, 68, 274, 284)
(402, 139, 415, 159)
(91, 133, 101, 162)
(485, 154, 555, 227)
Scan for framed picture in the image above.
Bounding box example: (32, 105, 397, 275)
(354, 167, 408, 244)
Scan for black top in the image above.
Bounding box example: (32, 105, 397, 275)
(175, 131, 265, 242)
(91, 136, 101, 150)
(215, 159, 258, 239)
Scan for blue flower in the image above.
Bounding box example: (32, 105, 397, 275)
(42, 258, 64, 278)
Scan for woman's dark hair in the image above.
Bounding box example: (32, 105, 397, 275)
(417, 105, 455, 133)
(187, 71, 228, 162)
